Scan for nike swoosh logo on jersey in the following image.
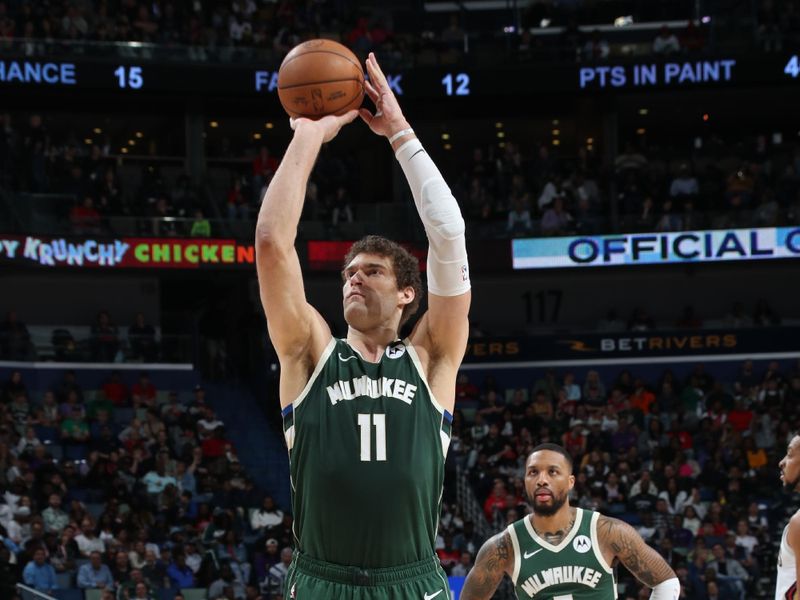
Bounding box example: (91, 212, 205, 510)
(524, 549, 543, 559)
(337, 353, 357, 362)
(423, 591, 443, 600)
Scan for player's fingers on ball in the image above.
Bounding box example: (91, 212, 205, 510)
(341, 109, 359, 123)
(357, 109, 373, 124)
(367, 53, 387, 87)
(364, 80, 379, 102)
(370, 55, 389, 85)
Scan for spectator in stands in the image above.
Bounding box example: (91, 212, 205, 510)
(141, 548, 168, 590)
(653, 25, 681, 54)
(331, 185, 354, 226)
(77, 550, 115, 590)
(226, 177, 249, 219)
(22, 547, 57, 593)
(634, 196, 657, 231)
(582, 29, 609, 60)
(753, 298, 780, 326)
(706, 542, 747, 599)
(540, 195, 574, 236)
(754, 187, 780, 226)
(655, 199, 682, 232)
(131, 372, 157, 407)
(725, 302, 753, 328)
(670, 163, 699, 202)
(614, 142, 648, 175)
(757, 0, 784, 51)
(725, 164, 755, 210)
(42, 493, 69, 534)
(75, 518, 105, 557)
(96, 167, 124, 215)
(250, 495, 283, 541)
(61, 405, 90, 444)
(190, 208, 211, 237)
(0, 311, 32, 361)
(537, 172, 565, 211)
(70, 195, 104, 234)
(129, 312, 158, 362)
(2, 370, 27, 404)
(197, 407, 224, 439)
(90, 310, 120, 362)
(676, 305, 703, 329)
(260, 545, 289, 598)
(102, 371, 129, 407)
(166, 552, 195, 588)
(209, 563, 245, 600)
(506, 193, 533, 235)
(627, 308, 655, 331)
(252, 146, 279, 203)
(681, 20, 706, 52)
(130, 581, 155, 600)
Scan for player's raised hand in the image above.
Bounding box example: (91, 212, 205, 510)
(290, 109, 359, 143)
(359, 52, 410, 138)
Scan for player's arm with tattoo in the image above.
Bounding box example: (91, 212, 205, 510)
(598, 515, 680, 598)
(461, 530, 514, 600)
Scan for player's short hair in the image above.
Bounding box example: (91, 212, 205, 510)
(343, 235, 423, 326)
(529, 443, 574, 473)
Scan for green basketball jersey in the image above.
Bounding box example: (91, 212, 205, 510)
(507, 509, 617, 600)
(282, 337, 452, 568)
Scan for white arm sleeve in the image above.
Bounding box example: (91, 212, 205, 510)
(395, 138, 470, 297)
(649, 577, 680, 600)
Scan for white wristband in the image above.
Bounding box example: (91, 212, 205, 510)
(388, 128, 414, 144)
(649, 577, 680, 600)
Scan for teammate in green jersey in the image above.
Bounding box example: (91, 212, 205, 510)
(255, 51, 471, 600)
(462, 444, 680, 600)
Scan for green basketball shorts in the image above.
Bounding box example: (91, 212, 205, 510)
(286, 552, 451, 600)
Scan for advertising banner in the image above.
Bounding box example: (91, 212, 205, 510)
(0, 234, 256, 269)
(462, 328, 800, 364)
(512, 227, 800, 269)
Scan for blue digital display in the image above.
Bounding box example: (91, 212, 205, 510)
(579, 59, 736, 89)
(0, 60, 76, 85)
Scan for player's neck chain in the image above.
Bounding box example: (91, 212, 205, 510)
(532, 510, 576, 545)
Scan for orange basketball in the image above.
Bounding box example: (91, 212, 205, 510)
(277, 39, 365, 120)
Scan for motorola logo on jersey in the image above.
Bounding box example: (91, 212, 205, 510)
(385, 344, 406, 359)
(573, 535, 592, 553)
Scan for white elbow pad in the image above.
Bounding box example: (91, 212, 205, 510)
(396, 139, 470, 297)
(649, 577, 680, 600)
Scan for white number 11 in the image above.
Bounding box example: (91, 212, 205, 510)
(357, 413, 386, 462)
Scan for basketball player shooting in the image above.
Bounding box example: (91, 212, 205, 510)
(462, 444, 680, 600)
(777, 434, 800, 600)
(255, 51, 470, 600)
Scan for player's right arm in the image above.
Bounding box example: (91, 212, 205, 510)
(255, 111, 358, 406)
(787, 512, 800, 599)
(460, 530, 514, 600)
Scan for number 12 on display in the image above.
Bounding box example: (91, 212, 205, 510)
(442, 73, 471, 96)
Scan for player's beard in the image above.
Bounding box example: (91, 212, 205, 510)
(532, 489, 569, 516)
(783, 473, 800, 493)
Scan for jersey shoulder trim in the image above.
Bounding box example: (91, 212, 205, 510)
(507, 523, 522, 584)
(402, 337, 446, 416)
(523, 508, 584, 553)
(590, 511, 614, 574)
(292, 336, 336, 410)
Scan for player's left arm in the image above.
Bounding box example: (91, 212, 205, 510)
(358, 52, 470, 399)
(787, 512, 800, 598)
(597, 515, 680, 599)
